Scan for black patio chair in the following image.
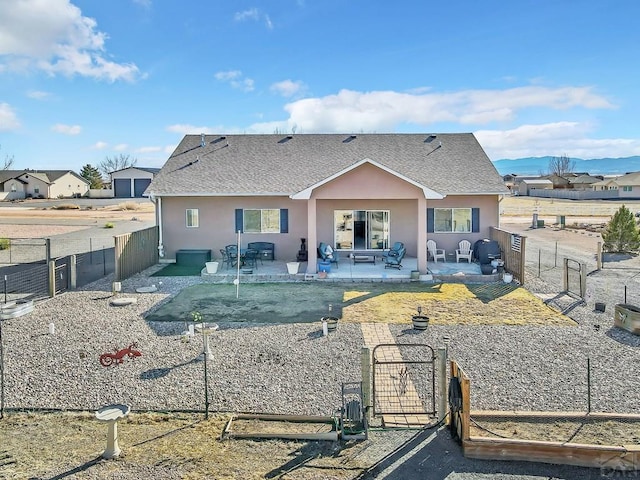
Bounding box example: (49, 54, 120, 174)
(219, 248, 232, 269)
(225, 245, 238, 267)
(243, 249, 258, 269)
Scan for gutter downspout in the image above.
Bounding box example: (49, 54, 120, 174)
(150, 194, 164, 258)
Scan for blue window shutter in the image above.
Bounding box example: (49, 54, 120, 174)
(427, 208, 434, 233)
(235, 209, 243, 233)
(280, 209, 289, 233)
(472, 208, 480, 232)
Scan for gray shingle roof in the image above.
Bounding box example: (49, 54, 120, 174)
(147, 133, 508, 197)
(0, 169, 87, 185)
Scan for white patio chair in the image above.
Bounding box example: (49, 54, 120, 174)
(427, 239, 446, 262)
(456, 240, 473, 263)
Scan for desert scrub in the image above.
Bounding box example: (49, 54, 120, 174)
(104, 222, 115, 229)
(52, 203, 80, 210)
(119, 202, 139, 211)
(0, 238, 9, 250)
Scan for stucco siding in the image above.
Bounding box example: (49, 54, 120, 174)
(160, 196, 308, 261)
(48, 172, 89, 198)
(426, 195, 499, 253)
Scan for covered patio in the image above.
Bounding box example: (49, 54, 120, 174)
(201, 255, 502, 284)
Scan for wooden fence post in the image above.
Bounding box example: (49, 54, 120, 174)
(437, 347, 447, 424)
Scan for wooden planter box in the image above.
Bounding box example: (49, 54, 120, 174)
(614, 303, 640, 335)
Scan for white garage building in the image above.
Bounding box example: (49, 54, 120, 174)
(110, 167, 160, 198)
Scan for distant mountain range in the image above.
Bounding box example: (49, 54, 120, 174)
(492, 156, 640, 176)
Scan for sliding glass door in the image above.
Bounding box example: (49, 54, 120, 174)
(334, 210, 389, 250)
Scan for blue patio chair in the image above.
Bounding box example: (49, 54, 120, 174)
(318, 242, 339, 268)
(382, 242, 404, 259)
(384, 245, 406, 269)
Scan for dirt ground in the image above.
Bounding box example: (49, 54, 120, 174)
(470, 417, 640, 445)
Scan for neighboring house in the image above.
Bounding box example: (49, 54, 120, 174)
(145, 133, 509, 274)
(0, 169, 89, 200)
(110, 167, 161, 198)
(568, 174, 602, 191)
(593, 171, 640, 198)
(518, 178, 553, 196)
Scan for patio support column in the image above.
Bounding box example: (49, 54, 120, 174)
(417, 197, 427, 273)
(307, 197, 318, 274)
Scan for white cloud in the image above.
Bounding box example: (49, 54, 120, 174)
(51, 123, 81, 135)
(281, 86, 615, 133)
(234, 8, 259, 22)
(264, 15, 273, 30)
(136, 146, 162, 153)
(0, 0, 140, 81)
(0, 103, 20, 130)
(234, 8, 273, 29)
(133, 0, 151, 8)
(214, 70, 254, 92)
(114, 143, 128, 151)
(166, 124, 217, 135)
(92, 141, 108, 149)
(27, 90, 51, 100)
(270, 79, 306, 98)
(475, 122, 640, 160)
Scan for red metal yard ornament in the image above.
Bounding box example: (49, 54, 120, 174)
(99, 343, 142, 367)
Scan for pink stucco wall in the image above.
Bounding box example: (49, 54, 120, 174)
(426, 195, 500, 254)
(160, 196, 308, 261)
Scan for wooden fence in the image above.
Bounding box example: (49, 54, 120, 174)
(490, 227, 526, 285)
(450, 359, 640, 471)
(114, 226, 159, 281)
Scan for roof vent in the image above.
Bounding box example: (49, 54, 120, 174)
(424, 135, 437, 143)
(278, 135, 293, 144)
(343, 135, 357, 143)
(212, 136, 227, 144)
(200, 133, 206, 147)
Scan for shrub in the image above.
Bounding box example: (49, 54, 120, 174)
(53, 204, 80, 210)
(602, 205, 640, 253)
(0, 238, 9, 250)
(104, 222, 115, 229)
(119, 202, 139, 211)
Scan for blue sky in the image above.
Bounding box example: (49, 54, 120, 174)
(1, 0, 639, 172)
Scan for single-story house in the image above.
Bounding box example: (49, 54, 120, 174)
(110, 167, 161, 198)
(518, 178, 553, 196)
(592, 171, 640, 198)
(0, 169, 89, 200)
(568, 174, 603, 191)
(145, 133, 509, 274)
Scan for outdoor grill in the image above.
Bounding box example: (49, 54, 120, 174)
(473, 239, 501, 264)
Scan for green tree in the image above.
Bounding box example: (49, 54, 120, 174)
(602, 205, 640, 253)
(80, 164, 104, 189)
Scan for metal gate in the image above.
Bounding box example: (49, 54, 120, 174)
(54, 257, 69, 295)
(564, 258, 586, 298)
(372, 343, 436, 417)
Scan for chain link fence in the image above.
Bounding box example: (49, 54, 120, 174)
(525, 235, 640, 308)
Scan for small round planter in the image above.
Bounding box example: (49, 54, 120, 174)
(322, 316, 339, 332)
(503, 272, 513, 283)
(286, 262, 300, 274)
(412, 315, 430, 330)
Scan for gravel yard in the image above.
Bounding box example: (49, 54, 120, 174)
(2, 197, 640, 479)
